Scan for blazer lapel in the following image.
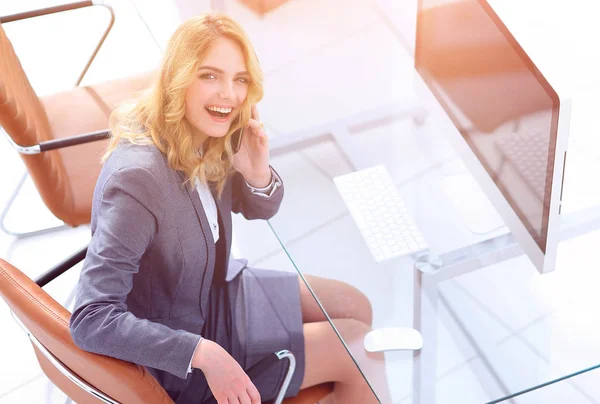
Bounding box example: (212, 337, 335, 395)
(177, 171, 215, 317)
(209, 181, 231, 260)
(177, 173, 213, 240)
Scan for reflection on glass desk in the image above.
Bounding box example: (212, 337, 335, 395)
(263, 113, 600, 403)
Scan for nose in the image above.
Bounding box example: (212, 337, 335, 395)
(219, 80, 235, 100)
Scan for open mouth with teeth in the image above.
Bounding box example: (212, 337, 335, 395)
(205, 105, 233, 119)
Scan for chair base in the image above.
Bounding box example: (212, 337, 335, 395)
(0, 171, 68, 238)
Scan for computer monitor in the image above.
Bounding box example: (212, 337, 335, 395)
(414, 0, 572, 273)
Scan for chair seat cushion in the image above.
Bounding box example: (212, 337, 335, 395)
(39, 71, 156, 226)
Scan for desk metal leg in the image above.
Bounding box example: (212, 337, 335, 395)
(413, 267, 438, 404)
(410, 236, 520, 403)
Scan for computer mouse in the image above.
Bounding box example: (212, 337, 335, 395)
(364, 327, 423, 352)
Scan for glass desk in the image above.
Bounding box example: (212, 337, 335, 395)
(92, 1, 600, 402)
(257, 111, 600, 404)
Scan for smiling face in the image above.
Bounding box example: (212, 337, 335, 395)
(184, 36, 250, 149)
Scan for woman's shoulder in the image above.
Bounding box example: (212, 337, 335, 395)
(103, 142, 168, 178)
(92, 143, 169, 219)
(94, 143, 174, 198)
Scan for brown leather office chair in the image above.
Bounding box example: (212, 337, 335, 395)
(0, 258, 333, 403)
(0, 1, 156, 237)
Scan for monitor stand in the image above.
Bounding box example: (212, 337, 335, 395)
(440, 173, 506, 235)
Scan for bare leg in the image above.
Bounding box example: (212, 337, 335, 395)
(301, 319, 392, 403)
(299, 274, 373, 326)
(298, 276, 392, 403)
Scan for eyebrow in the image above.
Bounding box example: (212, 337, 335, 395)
(198, 65, 249, 76)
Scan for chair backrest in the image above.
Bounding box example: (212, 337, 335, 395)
(0, 23, 71, 218)
(0, 258, 174, 404)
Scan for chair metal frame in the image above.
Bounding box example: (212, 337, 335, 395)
(13, 312, 297, 404)
(0, 0, 115, 238)
(14, 308, 297, 404)
(11, 312, 120, 404)
(8, 246, 296, 404)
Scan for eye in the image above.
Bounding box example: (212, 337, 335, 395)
(200, 73, 217, 80)
(236, 77, 250, 84)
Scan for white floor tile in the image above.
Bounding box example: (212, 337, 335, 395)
(433, 357, 503, 404)
(128, 0, 383, 78)
(517, 300, 600, 388)
(437, 281, 512, 374)
(3, 227, 89, 280)
(511, 380, 597, 404)
(398, 357, 502, 404)
(450, 226, 600, 341)
(231, 215, 284, 266)
(0, 374, 68, 404)
(259, 21, 418, 135)
(564, 366, 600, 403)
(298, 140, 354, 180)
(267, 152, 349, 245)
(2, 175, 67, 236)
(128, 0, 211, 52)
(490, 336, 596, 404)
(0, 302, 44, 397)
(450, 255, 558, 333)
(223, 0, 381, 74)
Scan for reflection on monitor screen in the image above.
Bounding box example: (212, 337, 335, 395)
(415, 0, 560, 252)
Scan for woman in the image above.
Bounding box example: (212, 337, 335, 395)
(70, 13, 388, 404)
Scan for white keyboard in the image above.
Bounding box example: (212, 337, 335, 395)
(334, 165, 429, 262)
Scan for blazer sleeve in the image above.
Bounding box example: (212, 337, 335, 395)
(231, 165, 284, 220)
(69, 166, 201, 380)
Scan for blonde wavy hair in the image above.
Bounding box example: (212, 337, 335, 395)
(103, 12, 264, 197)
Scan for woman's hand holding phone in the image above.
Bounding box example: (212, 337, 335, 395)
(232, 105, 271, 188)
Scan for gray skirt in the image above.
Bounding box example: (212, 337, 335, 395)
(176, 267, 305, 404)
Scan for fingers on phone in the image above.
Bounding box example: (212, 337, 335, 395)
(251, 105, 260, 122)
(247, 119, 264, 137)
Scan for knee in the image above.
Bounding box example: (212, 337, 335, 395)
(328, 318, 388, 380)
(331, 318, 372, 341)
(344, 283, 373, 327)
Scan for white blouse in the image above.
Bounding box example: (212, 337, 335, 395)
(187, 167, 280, 374)
(193, 167, 281, 244)
(194, 179, 220, 243)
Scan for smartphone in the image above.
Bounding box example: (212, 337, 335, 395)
(231, 126, 244, 153)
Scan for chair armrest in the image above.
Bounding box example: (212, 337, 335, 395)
(0, 1, 94, 23)
(0, 1, 116, 86)
(203, 350, 296, 404)
(36, 245, 88, 287)
(39, 130, 111, 152)
(246, 350, 296, 404)
(5, 129, 110, 155)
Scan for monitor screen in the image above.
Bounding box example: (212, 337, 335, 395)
(415, 0, 560, 252)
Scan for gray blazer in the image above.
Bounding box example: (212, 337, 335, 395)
(70, 143, 284, 381)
